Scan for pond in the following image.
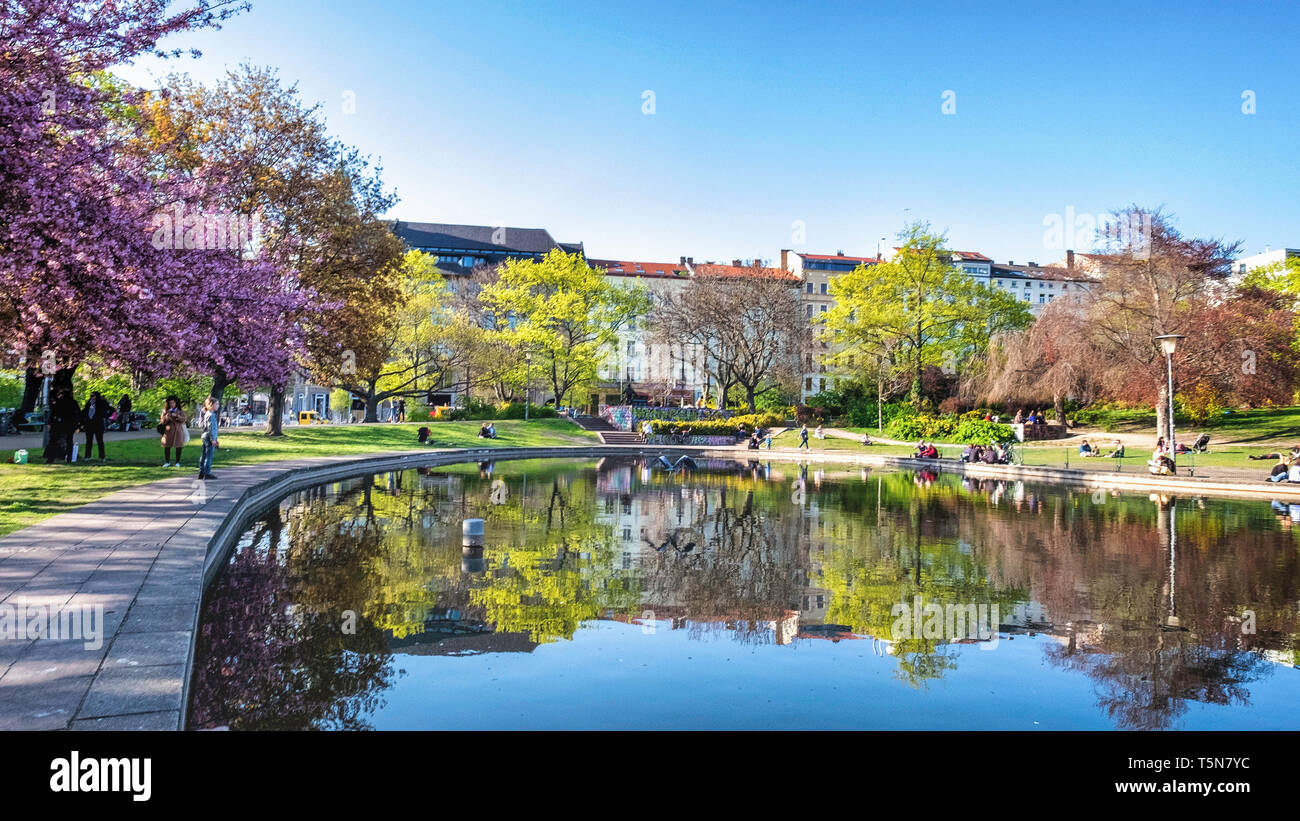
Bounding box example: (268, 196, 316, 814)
(188, 457, 1300, 730)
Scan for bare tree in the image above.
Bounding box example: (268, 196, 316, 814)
(651, 264, 809, 411)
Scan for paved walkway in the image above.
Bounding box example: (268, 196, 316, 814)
(0, 428, 157, 454)
(2, 442, 1299, 731)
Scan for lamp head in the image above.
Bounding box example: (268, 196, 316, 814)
(1155, 334, 1185, 356)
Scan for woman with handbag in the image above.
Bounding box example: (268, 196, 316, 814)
(159, 395, 187, 467)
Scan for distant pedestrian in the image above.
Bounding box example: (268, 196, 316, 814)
(116, 393, 133, 431)
(82, 390, 112, 460)
(799, 424, 809, 450)
(44, 387, 80, 464)
(159, 395, 187, 467)
(197, 396, 220, 480)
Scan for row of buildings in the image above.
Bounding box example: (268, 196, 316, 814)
(389, 220, 1294, 411)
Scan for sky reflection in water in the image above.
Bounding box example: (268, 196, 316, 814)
(189, 458, 1300, 730)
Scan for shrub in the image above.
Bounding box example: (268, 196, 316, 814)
(1177, 384, 1225, 427)
(886, 413, 1015, 444)
(953, 418, 1017, 444)
(445, 397, 497, 421)
(648, 412, 781, 436)
(0, 374, 21, 408)
(495, 402, 557, 419)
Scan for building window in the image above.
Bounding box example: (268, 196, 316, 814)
(1039, 294, 1046, 303)
(820, 282, 828, 294)
(805, 282, 813, 293)
(819, 378, 826, 392)
(820, 305, 827, 313)
(805, 304, 813, 318)
(805, 377, 813, 391)
(626, 341, 635, 356)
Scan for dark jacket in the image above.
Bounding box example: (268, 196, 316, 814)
(49, 393, 81, 430)
(83, 396, 112, 432)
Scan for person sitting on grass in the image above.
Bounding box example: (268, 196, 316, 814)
(1105, 439, 1125, 458)
(1266, 455, 1291, 483)
(814, 424, 826, 440)
(1079, 439, 1094, 456)
(1148, 447, 1176, 476)
(914, 441, 939, 459)
(980, 445, 1000, 465)
(961, 443, 977, 463)
(860, 433, 871, 446)
(478, 422, 492, 439)
(417, 426, 431, 444)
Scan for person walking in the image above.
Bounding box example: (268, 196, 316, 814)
(197, 396, 220, 480)
(116, 393, 133, 431)
(159, 395, 187, 467)
(82, 390, 111, 461)
(799, 424, 810, 451)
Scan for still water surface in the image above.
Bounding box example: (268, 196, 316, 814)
(188, 457, 1300, 730)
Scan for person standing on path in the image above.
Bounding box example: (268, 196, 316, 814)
(198, 396, 220, 480)
(799, 424, 810, 451)
(116, 393, 133, 431)
(81, 390, 111, 460)
(159, 395, 187, 466)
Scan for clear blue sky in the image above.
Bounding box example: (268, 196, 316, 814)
(116, 0, 1299, 265)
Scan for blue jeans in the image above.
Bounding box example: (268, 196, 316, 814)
(199, 441, 215, 476)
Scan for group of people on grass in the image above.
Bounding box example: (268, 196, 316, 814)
(1078, 438, 1125, 458)
(958, 442, 1011, 464)
(1261, 445, 1300, 484)
(42, 393, 220, 479)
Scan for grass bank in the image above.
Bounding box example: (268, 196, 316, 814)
(0, 420, 597, 537)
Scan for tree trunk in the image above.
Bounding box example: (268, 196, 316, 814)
(266, 385, 286, 436)
(17, 363, 42, 422)
(1053, 393, 1065, 427)
(745, 385, 756, 413)
(1155, 382, 1169, 448)
(364, 386, 379, 423)
(210, 367, 230, 403)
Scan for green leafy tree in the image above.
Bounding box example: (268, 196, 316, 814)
(479, 251, 649, 406)
(823, 222, 1032, 407)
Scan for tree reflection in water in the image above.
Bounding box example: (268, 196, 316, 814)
(190, 458, 1300, 730)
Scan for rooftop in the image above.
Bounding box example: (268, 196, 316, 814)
(588, 259, 687, 278)
(392, 220, 583, 257)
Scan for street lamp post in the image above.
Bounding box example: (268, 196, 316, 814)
(1154, 334, 1185, 469)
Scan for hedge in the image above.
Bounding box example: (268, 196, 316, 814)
(647, 412, 782, 436)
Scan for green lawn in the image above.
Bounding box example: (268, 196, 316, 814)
(1075, 405, 1300, 441)
(0, 420, 597, 537)
(771, 428, 1288, 474)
